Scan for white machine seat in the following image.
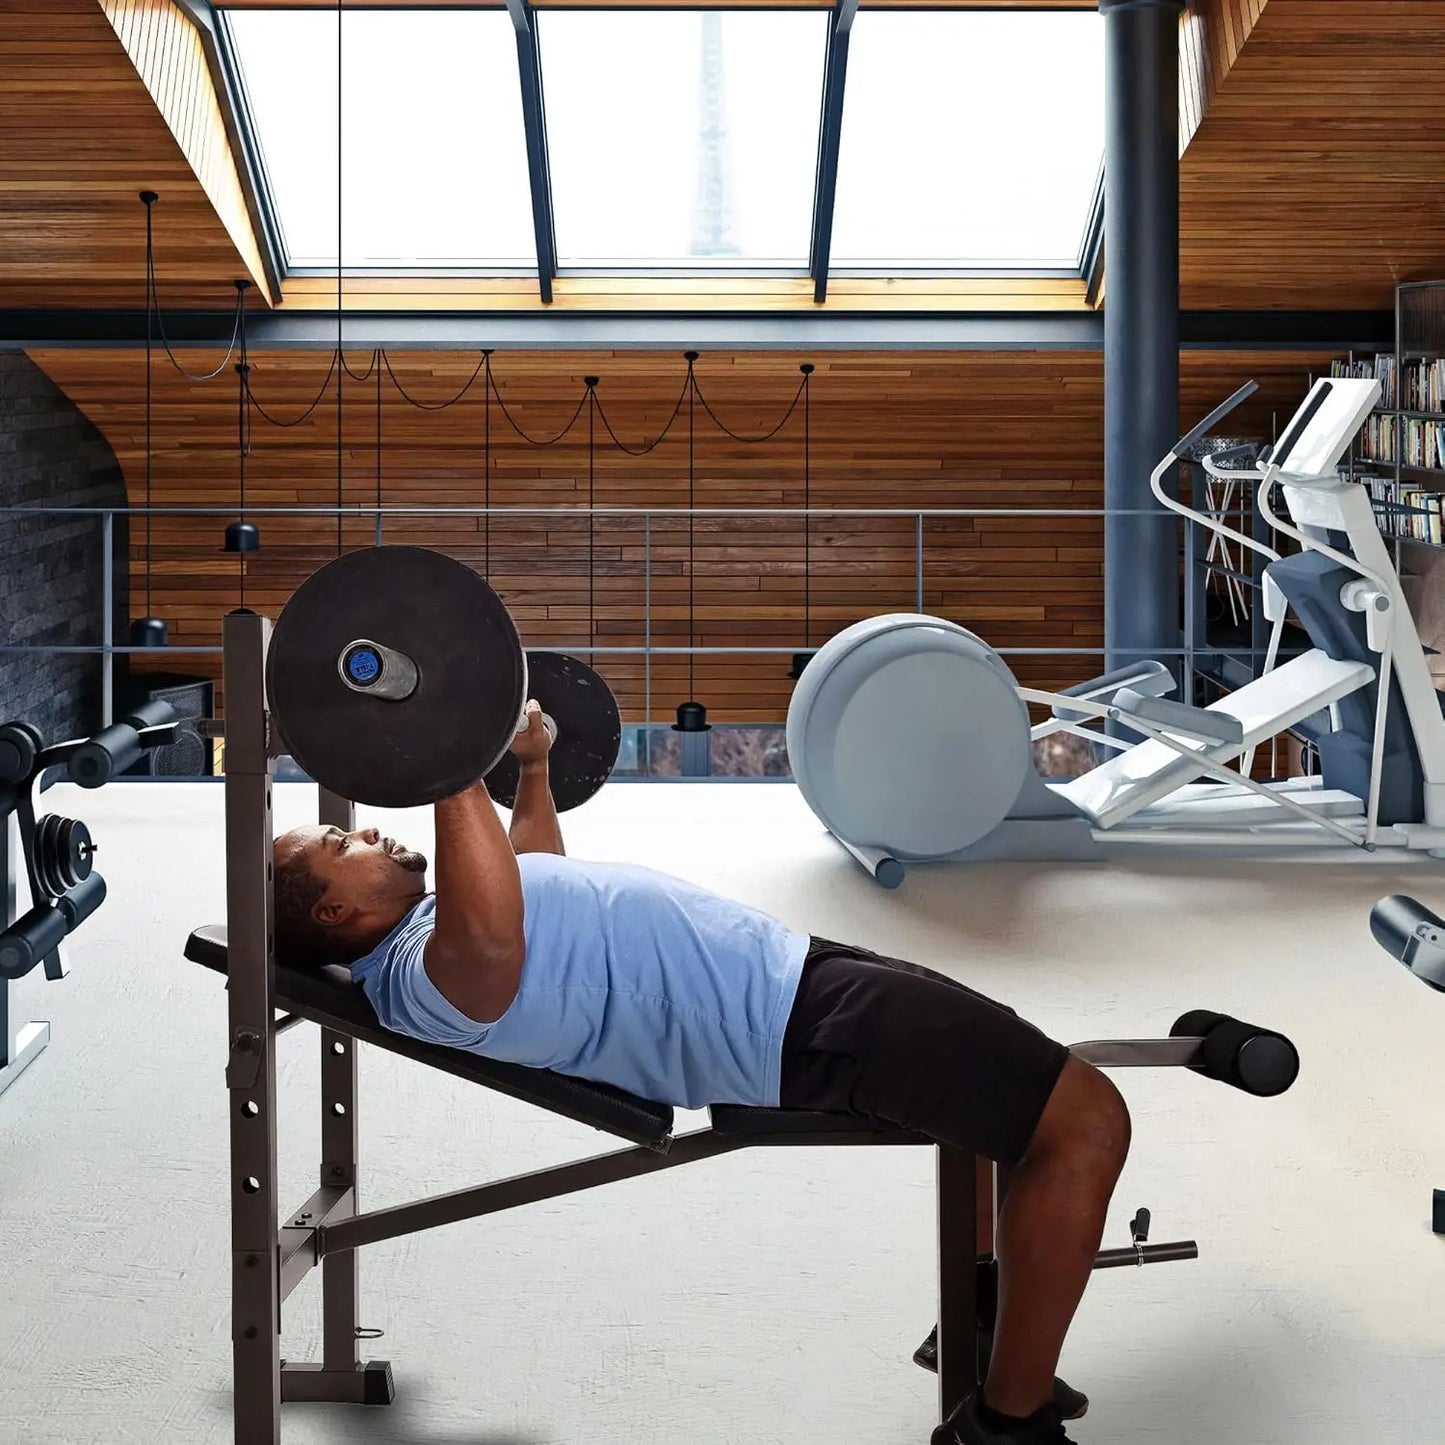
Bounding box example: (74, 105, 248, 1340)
(1053, 650, 1375, 829)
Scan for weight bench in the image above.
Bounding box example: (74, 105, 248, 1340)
(200, 609, 1302, 1444)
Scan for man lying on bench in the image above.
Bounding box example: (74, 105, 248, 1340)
(272, 702, 1129, 1445)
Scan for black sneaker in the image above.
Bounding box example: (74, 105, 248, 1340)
(931, 1392, 1075, 1445)
(912, 1326, 1088, 1422)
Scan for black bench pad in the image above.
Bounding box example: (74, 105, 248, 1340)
(185, 926, 924, 1154)
(184, 925, 675, 1151)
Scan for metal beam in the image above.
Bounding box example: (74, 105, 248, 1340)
(808, 0, 860, 304)
(0, 308, 1394, 353)
(506, 0, 558, 303)
(170, 0, 285, 300)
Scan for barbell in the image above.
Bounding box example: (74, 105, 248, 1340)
(266, 547, 621, 811)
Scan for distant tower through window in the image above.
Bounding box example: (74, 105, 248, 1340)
(691, 12, 738, 258)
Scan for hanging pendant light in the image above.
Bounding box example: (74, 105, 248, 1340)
(129, 190, 168, 649)
(224, 281, 260, 558)
(789, 362, 816, 680)
(673, 351, 710, 735)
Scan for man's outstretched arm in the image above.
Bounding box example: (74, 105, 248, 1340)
(508, 701, 565, 856)
(425, 779, 527, 1025)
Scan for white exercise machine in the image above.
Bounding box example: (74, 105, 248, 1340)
(789, 377, 1445, 886)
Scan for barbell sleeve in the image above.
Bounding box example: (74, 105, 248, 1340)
(337, 640, 419, 702)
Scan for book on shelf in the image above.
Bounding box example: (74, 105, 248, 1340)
(1363, 474, 1445, 544)
(1330, 353, 1398, 408)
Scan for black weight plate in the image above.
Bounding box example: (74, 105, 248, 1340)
(267, 547, 526, 809)
(486, 651, 622, 813)
(34, 814, 64, 897)
(60, 818, 93, 887)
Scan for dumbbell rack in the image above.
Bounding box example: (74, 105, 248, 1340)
(0, 812, 50, 1098)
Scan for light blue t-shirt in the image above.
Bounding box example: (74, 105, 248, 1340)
(349, 854, 810, 1110)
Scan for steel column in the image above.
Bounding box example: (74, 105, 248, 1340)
(1101, 0, 1186, 677)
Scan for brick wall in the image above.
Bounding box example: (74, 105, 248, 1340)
(0, 353, 128, 745)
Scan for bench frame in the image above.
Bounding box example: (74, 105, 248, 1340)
(214, 609, 1211, 1444)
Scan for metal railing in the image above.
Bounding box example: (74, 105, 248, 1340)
(0, 500, 1255, 779)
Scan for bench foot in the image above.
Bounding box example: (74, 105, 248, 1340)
(280, 1359, 394, 1405)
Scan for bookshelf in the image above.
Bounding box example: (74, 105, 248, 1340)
(1341, 279, 1445, 551)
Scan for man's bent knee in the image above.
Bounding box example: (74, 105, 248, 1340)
(1027, 1056, 1131, 1175)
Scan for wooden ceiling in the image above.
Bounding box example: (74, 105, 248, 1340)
(0, 0, 263, 308)
(1180, 0, 1445, 309)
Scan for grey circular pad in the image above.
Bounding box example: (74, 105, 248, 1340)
(787, 614, 1030, 860)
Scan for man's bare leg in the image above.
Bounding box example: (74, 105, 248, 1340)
(981, 1058, 1130, 1420)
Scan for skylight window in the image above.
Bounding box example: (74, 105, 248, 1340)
(829, 11, 1105, 269)
(225, 8, 536, 270)
(537, 10, 828, 269)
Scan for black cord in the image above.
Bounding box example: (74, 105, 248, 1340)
(145, 231, 245, 381)
(341, 348, 379, 382)
(593, 367, 692, 456)
(487, 365, 590, 447)
(380, 349, 487, 410)
(244, 352, 340, 427)
(801, 363, 813, 649)
(236, 359, 248, 609)
(687, 352, 696, 703)
(694, 370, 807, 444)
(484, 352, 492, 577)
(335, 0, 343, 558)
(587, 379, 597, 652)
(374, 348, 382, 538)
(143, 196, 154, 623)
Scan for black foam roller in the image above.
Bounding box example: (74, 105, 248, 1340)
(68, 723, 144, 788)
(1171, 1010, 1300, 1098)
(56, 873, 106, 931)
(0, 904, 67, 980)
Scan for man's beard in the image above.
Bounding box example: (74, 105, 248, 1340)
(386, 843, 428, 875)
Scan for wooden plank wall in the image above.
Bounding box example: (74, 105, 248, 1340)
(30, 347, 1332, 722)
(1180, 0, 1445, 309)
(99, 0, 269, 298)
(1179, 0, 1269, 152)
(0, 0, 256, 307)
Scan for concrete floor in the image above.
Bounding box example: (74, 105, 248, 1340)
(0, 779, 1441, 1444)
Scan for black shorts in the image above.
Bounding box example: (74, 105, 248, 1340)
(777, 938, 1070, 1166)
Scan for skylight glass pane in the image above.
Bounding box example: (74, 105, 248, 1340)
(831, 12, 1105, 268)
(539, 11, 827, 268)
(226, 9, 535, 269)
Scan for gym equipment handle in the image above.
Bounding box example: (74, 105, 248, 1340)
(1111, 689, 1245, 748)
(1370, 894, 1445, 992)
(1172, 380, 1260, 459)
(69, 700, 178, 788)
(1093, 1240, 1199, 1271)
(1170, 1010, 1300, 1097)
